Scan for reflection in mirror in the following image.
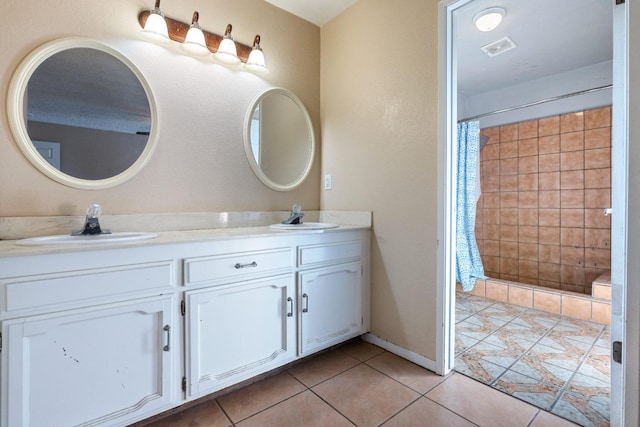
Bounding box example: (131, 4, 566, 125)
(244, 88, 315, 191)
(7, 37, 158, 189)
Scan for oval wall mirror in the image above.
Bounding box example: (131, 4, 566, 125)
(7, 37, 159, 190)
(243, 87, 315, 191)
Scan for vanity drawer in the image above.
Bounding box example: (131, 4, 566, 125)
(183, 248, 293, 286)
(298, 240, 362, 267)
(1, 261, 175, 317)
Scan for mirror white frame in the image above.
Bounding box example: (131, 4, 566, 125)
(6, 37, 159, 190)
(243, 87, 315, 191)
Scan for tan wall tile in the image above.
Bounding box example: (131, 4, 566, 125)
(500, 192, 519, 208)
(585, 188, 611, 209)
(592, 283, 612, 301)
(534, 290, 562, 314)
(509, 285, 533, 307)
(519, 209, 539, 226)
(484, 239, 500, 256)
(500, 208, 519, 225)
(500, 158, 519, 175)
(561, 265, 586, 286)
(486, 281, 509, 302)
(584, 147, 611, 169)
(539, 226, 560, 245)
(501, 224, 518, 242)
(585, 208, 611, 229)
(539, 135, 560, 154)
(519, 191, 539, 208)
(539, 262, 561, 282)
(483, 159, 500, 175)
(560, 131, 584, 152)
(500, 241, 519, 259)
(560, 151, 584, 171)
(519, 173, 539, 191)
(519, 120, 539, 139)
(585, 228, 611, 249)
(500, 124, 518, 142)
(560, 227, 584, 247)
(561, 209, 584, 228)
(585, 248, 611, 269)
(561, 189, 584, 209)
(519, 243, 539, 261)
(584, 106, 611, 130)
(500, 175, 519, 192)
(539, 209, 560, 227)
(500, 141, 519, 158)
(591, 301, 611, 325)
(560, 170, 584, 190)
(560, 112, 585, 133)
(584, 168, 611, 189)
(500, 257, 519, 275)
(519, 138, 539, 157)
(561, 245, 585, 266)
(519, 156, 539, 174)
(539, 116, 560, 136)
(584, 127, 611, 149)
(561, 295, 591, 321)
(539, 172, 560, 190)
(484, 208, 500, 224)
(539, 153, 560, 172)
(484, 224, 500, 240)
(539, 244, 561, 263)
(539, 190, 561, 209)
(519, 226, 539, 243)
(518, 260, 539, 279)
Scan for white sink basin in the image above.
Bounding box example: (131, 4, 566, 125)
(269, 222, 339, 230)
(15, 232, 158, 246)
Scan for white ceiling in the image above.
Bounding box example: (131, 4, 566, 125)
(264, 0, 357, 26)
(268, 0, 612, 98)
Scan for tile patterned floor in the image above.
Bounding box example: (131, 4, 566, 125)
(141, 340, 577, 427)
(455, 292, 610, 427)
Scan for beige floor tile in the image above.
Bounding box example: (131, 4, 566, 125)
(382, 397, 476, 427)
(426, 374, 538, 427)
(288, 349, 360, 387)
(236, 390, 353, 427)
(366, 352, 448, 394)
(216, 372, 306, 423)
(144, 399, 231, 427)
(340, 340, 385, 361)
(312, 364, 419, 426)
(529, 409, 580, 426)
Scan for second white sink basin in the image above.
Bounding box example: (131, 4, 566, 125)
(269, 222, 339, 230)
(16, 232, 158, 246)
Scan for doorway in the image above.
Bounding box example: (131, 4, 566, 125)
(437, 0, 628, 425)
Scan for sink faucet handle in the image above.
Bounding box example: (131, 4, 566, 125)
(86, 203, 102, 218)
(292, 203, 302, 214)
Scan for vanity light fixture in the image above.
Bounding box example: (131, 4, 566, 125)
(245, 35, 269, 75)
(473, 7, 505, 32)
(181, 11, 209, 56)
(138, 5, 267, 74)
(215, 24, 241, 65)
(140, 0, 170, 43)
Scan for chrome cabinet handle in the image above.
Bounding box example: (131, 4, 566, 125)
(234, 261, 258, 269)
(287, 297, 293, 317)
(163, 325, 171, 352)
(302, 293, 309, 313)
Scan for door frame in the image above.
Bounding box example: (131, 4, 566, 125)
(436, 0, 633, 423)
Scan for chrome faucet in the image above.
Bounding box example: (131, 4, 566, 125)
(282, 204, 304, 224)
(72, 203, 111, 235)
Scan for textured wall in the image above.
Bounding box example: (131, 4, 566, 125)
(476, 107, 612, 295)
(320, 0, 438, 360)
(0, 0, 320, 216)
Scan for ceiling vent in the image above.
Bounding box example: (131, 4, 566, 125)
(480, 36, 517, 57)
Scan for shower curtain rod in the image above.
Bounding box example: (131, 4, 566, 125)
(459, 84, 613, 122)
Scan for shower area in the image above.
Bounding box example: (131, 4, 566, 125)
(454, 105, 613, 426)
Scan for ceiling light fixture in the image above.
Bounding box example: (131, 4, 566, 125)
(473, 7, 505, 32)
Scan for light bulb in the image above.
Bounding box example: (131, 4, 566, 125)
(245, 35, 269, 75)
(215, 24, 240, 65)
(181, 12, 209, 56)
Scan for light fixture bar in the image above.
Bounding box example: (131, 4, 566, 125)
(138, 11, 252, 62)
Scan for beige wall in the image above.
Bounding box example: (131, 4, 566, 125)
(0, 0, 320, 216)
(321, 0, 439, 360)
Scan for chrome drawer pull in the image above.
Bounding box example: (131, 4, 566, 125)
(234, 261, 258, 269)
(302, 293, 309, 313)
(163, 325, 171, 352)
(287, 297, 294, 317)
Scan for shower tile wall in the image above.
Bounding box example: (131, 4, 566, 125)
(476, 106, 612, 294)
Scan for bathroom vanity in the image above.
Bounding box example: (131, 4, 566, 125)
(0, 225, 370, 427)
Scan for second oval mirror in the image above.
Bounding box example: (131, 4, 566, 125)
(243, 88, 315, 191)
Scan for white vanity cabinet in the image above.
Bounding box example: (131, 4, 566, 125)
(182, 245, 297, 398)
(297, 240, 365, 355)
(0, 226, 370, 426)
(0, 247, 178, 427)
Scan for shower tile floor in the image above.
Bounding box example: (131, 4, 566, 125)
(455, 292, 610, 427)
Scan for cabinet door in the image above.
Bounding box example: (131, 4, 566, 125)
(299, 262, 362, 355)
(1, 296, 175, 427)
(185, 274, 295, 397)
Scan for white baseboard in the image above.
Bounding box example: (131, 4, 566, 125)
(362, 333, 439, 374)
